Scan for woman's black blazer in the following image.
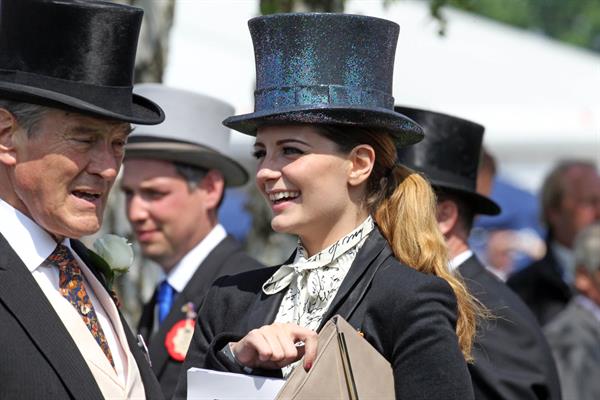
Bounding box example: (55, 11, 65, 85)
(175, 229, 475, 400)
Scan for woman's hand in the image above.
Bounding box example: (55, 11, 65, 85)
(229, 323, 318, 371)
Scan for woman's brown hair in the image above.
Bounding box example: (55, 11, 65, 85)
(317, 124, 480, 361)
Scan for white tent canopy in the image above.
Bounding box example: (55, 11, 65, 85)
(164, 0, 600, 190)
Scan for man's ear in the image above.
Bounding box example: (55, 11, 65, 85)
(0, 108, 19, 166)
(436, 199, 459, 236)
(347, 144, 375, 187)
(197, 169, 225, 210)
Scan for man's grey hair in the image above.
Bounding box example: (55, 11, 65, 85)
(575, 223, 600, 273)
(0, 99, 50, 135)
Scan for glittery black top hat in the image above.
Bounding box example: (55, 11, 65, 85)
(223, 13, 423, 146)
(395, 106, 500, 215)
(0, 0, 164, 125)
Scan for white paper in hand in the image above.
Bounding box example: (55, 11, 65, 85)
(187, 367, 285, 400)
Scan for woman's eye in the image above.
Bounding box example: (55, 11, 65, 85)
(282, 147, 304, 156)
(252, 149, 266, 159)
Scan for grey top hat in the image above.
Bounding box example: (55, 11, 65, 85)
(125, 84, 248, 187)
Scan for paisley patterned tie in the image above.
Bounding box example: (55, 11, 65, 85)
(47, 244, 115, 368)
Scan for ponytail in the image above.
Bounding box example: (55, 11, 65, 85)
(317, 124, 482, 361)
(373, 164, 479, 361)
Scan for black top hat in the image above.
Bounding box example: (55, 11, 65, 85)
(223, 13, 423, 147)
(395, 106, 500, 216)
(0, 0, 164, 125)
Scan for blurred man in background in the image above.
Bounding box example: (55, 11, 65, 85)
(396, 106, 561, 400)
(470, 148, 546, 281)
(508, 160, 600, 326)
(122, 84, 263, 399)
(544, 223, 600, 400)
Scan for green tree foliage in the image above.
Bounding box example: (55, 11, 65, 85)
(446, 0, 600, 53)
(261, 0, 600, 53)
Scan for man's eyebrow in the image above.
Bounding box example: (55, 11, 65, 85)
(253, 138, 311, 147)
(70, 126, 101, 134)
(70, 124, 134, 135)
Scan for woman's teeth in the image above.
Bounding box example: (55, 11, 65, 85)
(269, 191, 300, 203)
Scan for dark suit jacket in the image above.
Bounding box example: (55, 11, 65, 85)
(174, 229, 474, 400)
(459, 255, 562, 400)
(507, 245, 572, 326)
(138, 235, 264, 400)
(0, 233, 163, 400)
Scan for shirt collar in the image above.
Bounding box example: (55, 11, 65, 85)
(165, 224, 227, 293)
(262, 216, 375, 295)
(0, 199, 60, 272)
(551, 240, 575, 285)
(448, 249, 473, 272)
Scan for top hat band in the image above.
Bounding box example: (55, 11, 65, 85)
(256, 84, 394, 110)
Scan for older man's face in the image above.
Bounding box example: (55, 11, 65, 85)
(7, 109, 131, 240)
(550, 165, 600, 248)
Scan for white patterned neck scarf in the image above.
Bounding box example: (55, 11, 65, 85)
(263, 216, 375, 377)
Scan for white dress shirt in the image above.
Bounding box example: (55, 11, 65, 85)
(449, 249, 474, 272)
(163, 224, 227, 293)
(551, 241, 575, 286)
(0, 199, 128, 383)
(151, 224, 228, 334)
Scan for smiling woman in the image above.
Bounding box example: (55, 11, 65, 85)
(175, 12, 478, 400)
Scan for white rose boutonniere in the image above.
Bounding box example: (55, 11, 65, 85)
(88, 234, 134, 290)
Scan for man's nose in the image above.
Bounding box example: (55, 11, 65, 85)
(126, 193, 148, 223)
(89, 142, 120, 181)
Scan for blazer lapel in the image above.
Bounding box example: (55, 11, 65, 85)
(137, 290, 156, 342)
(72, 239, 162, 398)
(540, 249, 573, 300)
(457, 255, 485, 281)
(148, 286, 189, 373)
(318, 229, 390, 330)
(120, 312, 164, 400)
(147, 237, 245, 373)
(71, 240, 110, 289)
(242, 264, 290, 333)
(0, 235, 104, 400)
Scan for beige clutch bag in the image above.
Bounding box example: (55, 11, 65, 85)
(275, 315, 394, 400)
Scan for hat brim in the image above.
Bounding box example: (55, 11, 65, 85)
(124, 139, 249, 187)
(0, 82, 164, 125)
(429, 179, 501, 216)
(223, 105, 424, 147)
